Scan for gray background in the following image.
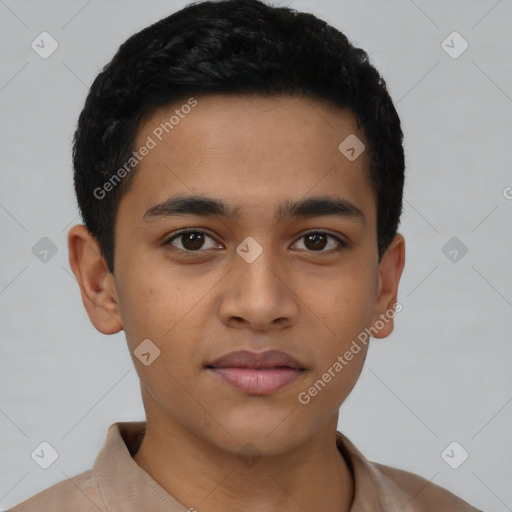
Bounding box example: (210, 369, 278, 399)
(1, 0, 511, 510)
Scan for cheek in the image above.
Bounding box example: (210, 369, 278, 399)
(305, 268, 377, 344)
(115, 257, 185, 334)
(117, 271, 206, 371)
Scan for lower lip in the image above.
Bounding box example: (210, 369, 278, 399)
(208, 367, 305, 395)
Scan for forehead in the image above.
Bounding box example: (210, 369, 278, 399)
(118, 94, 375, 227)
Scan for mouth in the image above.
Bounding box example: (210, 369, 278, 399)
(205, 349, 307, 395)
(206, 367, 306, 395)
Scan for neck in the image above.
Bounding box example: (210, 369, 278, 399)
(133, 411, 354, 512)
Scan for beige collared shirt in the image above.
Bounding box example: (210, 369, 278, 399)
(9, 421, 481, 511)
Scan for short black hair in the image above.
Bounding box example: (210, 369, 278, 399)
(72, 0, 405, 273)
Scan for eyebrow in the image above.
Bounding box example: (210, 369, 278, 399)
(141, 194, 366, 224)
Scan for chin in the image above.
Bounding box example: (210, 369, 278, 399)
(206, 416, 313, 457)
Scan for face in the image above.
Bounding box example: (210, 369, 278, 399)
(70, 94, 404, 456)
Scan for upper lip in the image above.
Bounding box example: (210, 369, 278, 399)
(206, 349, 306, 370)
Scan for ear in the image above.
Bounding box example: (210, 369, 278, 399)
(67, 224, 123, 335)
(370, 233, 406, 339)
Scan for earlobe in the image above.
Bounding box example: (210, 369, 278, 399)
(371, 233, 406, 339)
(67, 224, 123, 335)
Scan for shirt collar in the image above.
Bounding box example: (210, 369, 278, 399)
(92, 421, 383, 511)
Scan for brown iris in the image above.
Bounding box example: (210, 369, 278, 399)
(303, 232, 328, 251)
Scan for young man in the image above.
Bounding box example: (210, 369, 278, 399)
(10, 0, 481, 510)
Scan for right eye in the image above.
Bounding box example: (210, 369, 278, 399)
(164, 229, 222, 253)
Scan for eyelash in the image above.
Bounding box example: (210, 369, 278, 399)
(164, 229, 347, 256)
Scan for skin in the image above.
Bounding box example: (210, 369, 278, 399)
(68, 95, 405, 512)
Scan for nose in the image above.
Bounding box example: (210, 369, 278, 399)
(218, 243, 300, 331)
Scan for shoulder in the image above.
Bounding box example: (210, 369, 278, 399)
(370, 460, 482, 511)
(8, 469, 106, 512)
(336, 431, 482, 511)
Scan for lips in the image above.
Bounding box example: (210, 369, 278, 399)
(206, 349, 307, 370)
(205, 349, 307, 395)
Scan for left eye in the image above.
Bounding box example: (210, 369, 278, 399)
(293, 231, 345, 252)
(165, 230, 345, 253)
